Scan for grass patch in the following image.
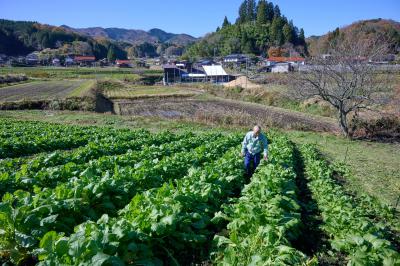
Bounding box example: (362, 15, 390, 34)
(104, 86, 197, 99)
(68, 80, 96, 98)
(0, 110, 239, 134)
(0, 67, 142, 81)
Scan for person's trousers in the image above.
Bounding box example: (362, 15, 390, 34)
(244, 151, 261, 178)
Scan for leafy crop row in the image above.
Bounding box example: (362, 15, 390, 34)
(0, 130, 178, 196)
(34, 145, 244, 265)
(332, 162, 400, 235)
(212, 135, 313, 265)
(0, 119, 136, 158)
(300, 144, 400, 265)
(0, 133, 238, 264)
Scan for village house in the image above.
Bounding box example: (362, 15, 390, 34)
(223, 54, 249, 66)
(258, 56, 305, 73)
(52, 58, 61, 66)
(97, 58, 109, 67)
(135, 60, 147, 68)
(64, 56, 74, 66)
(163, 64, 187, 84)
(195, 59, 216, 68)
(224, 54, 247, 63)
(74, 56, 96, 67)
(202, 65, 232, 83)
(163, 63, 234, 85)
(0, 54, 7, 64)
(321, 54, 332, 60)
(266, 56, 305, 66)
(115, 59, 132, 68)
(25, 52, 40, 65)
(271, 63, 293, 73)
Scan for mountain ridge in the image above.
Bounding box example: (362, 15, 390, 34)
(60, 25, 197, 46)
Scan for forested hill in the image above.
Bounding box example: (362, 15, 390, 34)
(0, 19, 196, 59)
(183, 0, 307, 59)
(0, 19, 127, 58)
(307, 19, 400, 56)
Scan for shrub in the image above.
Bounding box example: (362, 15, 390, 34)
(0, 74, 28, 84)
(352, 116, 400, 140)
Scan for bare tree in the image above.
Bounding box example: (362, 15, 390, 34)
(290, 30, 394, 137)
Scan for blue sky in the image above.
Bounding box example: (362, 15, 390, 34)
(0, 0, 399, 37)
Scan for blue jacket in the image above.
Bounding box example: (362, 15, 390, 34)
(241, 131, 268, 156)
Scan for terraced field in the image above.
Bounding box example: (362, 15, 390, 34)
(0, 119, 398, 265)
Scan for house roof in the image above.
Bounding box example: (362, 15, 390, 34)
(116, 60, 131, 64)
(267, 56, 305, 62)
(224, 54, 247, 59)
(75, 56, 96, 61)
(203, 65, 228, 76)
(163, 64, 179, 69)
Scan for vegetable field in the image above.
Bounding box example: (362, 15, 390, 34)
(0, 81, 87, 102)
(0, 119, 399, 265)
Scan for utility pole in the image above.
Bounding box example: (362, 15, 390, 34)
(245, 57, 248, 90)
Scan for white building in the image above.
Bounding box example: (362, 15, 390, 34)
(203, 65, 231, 83)
(271, 63, 293, 73)
(52, 58, 61, 66)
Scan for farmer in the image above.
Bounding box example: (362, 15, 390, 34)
(241, 125, 268, 178)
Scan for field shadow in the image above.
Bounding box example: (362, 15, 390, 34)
(292, 147, 345, 265)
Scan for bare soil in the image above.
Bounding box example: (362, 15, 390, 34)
(113, 96, 340, 133)
(223, 76, 261, 89)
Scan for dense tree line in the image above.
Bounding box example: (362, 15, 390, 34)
(184, 0, 307, 59)
(0, 19, 126, 59)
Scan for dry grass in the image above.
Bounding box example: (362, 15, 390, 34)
(68, 80, 97, 98)
(113, 96, 339, 133)
(104, 86, 198, 99)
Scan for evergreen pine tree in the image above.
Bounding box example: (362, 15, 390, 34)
(247, 0, 256, 21)
(273, 4, 281, 18)
(266, 2, 274, 21)
(270, 16, 284, 45)
(256, 0, 268, 25)
(283, 23, 294, 43)
(107, 45, 116, 61)
(299, 28, 306, 45)
(222, 16, 231, 28)
(237, 0, 248, 24)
